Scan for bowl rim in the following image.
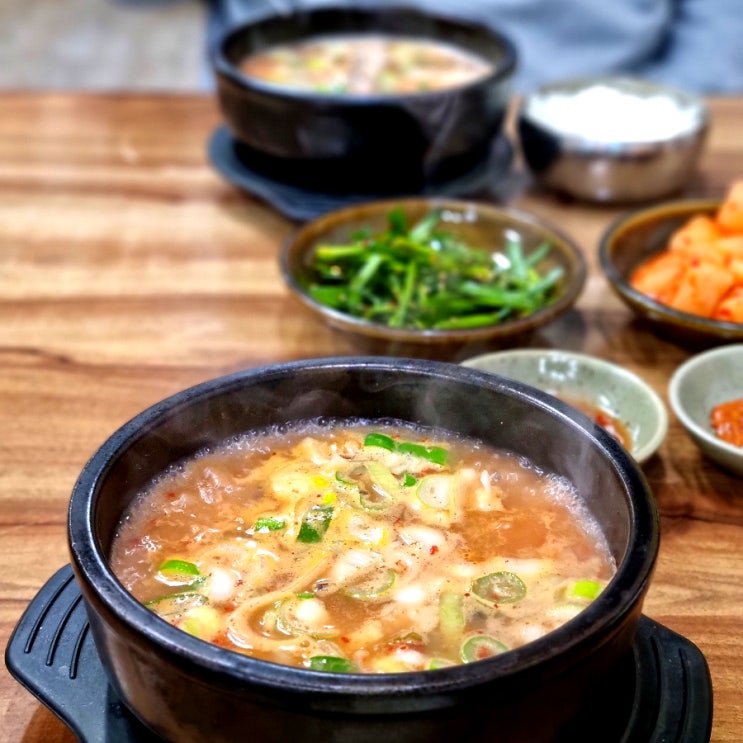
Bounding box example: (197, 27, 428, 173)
(518, 75, 709, 149)
(460, 348, 669, 463)
(668, 344, 743, 460)
(68, 356, 658, 697)
(212, 5, 518, 105)
(598, 197, 743, 339)
(280, 197, 587, 345)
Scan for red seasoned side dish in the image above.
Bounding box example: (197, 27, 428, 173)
(630, 181, 743, 323)
(710, 397, 743, 448)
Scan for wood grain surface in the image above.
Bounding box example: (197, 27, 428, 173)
(1, 93, 742, 742)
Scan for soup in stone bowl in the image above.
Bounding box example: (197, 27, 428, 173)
(68, 357, 658, 743)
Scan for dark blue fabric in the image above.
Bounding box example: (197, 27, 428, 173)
(205, 0, 743, 93)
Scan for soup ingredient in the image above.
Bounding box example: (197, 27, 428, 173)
(111, 421, 615, 674)
(302, 207, 564, 331)
(710, 397, 743, 447)
(629, 180, 743, 323)
(239, 34, 492, 95)
(524, 83, 703, 143)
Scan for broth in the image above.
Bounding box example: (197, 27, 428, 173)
(111, 420, 615, 673)
(238, 34, 493, 95)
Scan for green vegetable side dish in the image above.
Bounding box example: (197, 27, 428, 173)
(302, 207, 564, 331)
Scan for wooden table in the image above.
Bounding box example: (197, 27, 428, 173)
(0, 93, 741, 742)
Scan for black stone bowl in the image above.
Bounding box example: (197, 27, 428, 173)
(68, 357, 658, 743)
(212, 7, 517, 195)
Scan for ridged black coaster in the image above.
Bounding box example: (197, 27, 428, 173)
(6, 565, 713, 743)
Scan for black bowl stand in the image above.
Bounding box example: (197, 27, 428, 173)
(6, 565, 712, 743)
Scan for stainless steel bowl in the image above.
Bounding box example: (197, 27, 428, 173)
(518, 77, 708, 203)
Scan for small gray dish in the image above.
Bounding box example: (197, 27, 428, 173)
(668, 344, 743, 477)
(462, 349, 668, 463)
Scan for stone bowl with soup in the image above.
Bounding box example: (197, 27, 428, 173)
(67, 357, 659, 743)
(213, 7, 517, 195)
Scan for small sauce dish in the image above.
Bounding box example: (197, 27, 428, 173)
(462, 348, 668, 463)
(669, 344, 743, 477)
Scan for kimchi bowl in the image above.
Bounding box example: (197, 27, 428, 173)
(599, 197, 743, 345)
(68, 357, 658, 743)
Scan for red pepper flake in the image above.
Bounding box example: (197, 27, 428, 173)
(341, 636, 350, 644)
(429, 545, 439, 555)
(165, 491, 176, 500)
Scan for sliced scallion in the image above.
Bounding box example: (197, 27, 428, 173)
(343, 568, 396, 600)
(471, 571, 526, 606)
(460, 635, 509, 663)
(307, 655, 356, 673)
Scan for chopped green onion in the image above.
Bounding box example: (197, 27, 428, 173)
(416, 475, 451, 509)
(471, 571, 527, 606)
(156, 559, 204, 587)
(428, 658, 457, 670)
(403, 472, 418, 487)
(144, 591, 207, 617)
(363, 432, 450, 465)
(307, 656, 356, 673)
(363, 432, 395, 451)
(563, 579, 603, 601)
(397, 442, 449, 465)
(276, 597, 337, 639)
(296, 591, 315, 599)
(438, 591, 465, 645)
(254, 516, 286, 532)
(460, 635, 509, 663)
(297, 504, 334, 543)
(343, 568, 396, 600)
(362, 461, 403, 510)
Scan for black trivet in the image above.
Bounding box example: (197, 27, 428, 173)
(207, 126, 514, 222)
(6, 565, 712, 743)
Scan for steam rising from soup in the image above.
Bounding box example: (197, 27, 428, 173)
(111, 420, 615, 673)
(239, 34, 493, 95)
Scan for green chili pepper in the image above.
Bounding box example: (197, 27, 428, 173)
(471, 571, 527, 606)
(460, 635, 509, 663)
(397, 441, 449, 465)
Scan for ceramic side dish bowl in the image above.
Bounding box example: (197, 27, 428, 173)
(669, 344, 743, 476)
(68, 357, 658, 743)
(213, 7, 516, 194)
(281, 198, 586, 345)
(518, 76, 708, 203)
(599, 198, 743, 345)
(461, 349, 668, 463)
